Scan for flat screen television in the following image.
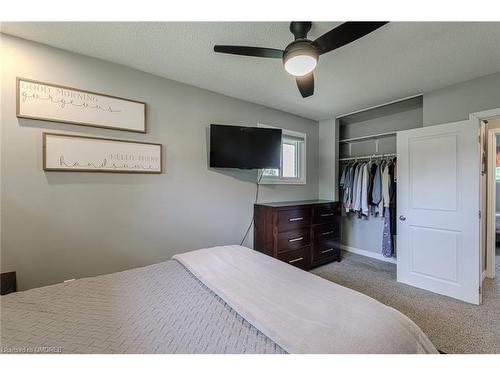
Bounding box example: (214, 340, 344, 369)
(209, 124, 282, 169)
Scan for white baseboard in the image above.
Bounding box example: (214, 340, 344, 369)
(340, 244, 397, 264)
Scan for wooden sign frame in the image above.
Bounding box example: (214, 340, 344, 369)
(42, 133, 162, 174)
(17, 77, 147, 133)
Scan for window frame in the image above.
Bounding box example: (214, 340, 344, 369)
(257, 123, 307, 185)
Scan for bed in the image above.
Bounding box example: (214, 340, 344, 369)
(0, 245, 437, 354)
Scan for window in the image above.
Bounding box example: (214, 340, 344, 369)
(258, 124, 306, 184)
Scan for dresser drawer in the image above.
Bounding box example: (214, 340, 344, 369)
(314, 222, 340, 241)
(312, 242, 340, 263)
(278, 247, 310, 269)
(278, 228, 310, 252)
(313, 203, 338, 224)
(277, 208, 311, 231)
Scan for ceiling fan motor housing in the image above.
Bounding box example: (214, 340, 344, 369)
(289, 21, 312, 40)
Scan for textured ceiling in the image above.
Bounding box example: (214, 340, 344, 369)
(2, 22, 500, 121)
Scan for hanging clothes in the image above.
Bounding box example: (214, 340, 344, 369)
(389, 158, 398, 238)
(341, 163, 352, 214)
(367, 161, 376, 206)
(340, 162, 351, 212)
(339, 155, 397, 259)
(347, 163, 356, 210)
(361, 162, 370, 216)
(382, 209, 393, 257)
(340, 164, 348, 188)
(352, 163, 362, 212)
(382, 162, 390, 210)
(371, 160, 382, 214)
(381, 158, 397, 258)
(378, 160, 388, 215)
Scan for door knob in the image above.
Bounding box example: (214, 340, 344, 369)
(399, 215, 406, 221)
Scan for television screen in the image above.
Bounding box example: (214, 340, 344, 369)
(209, 124, 282, 169)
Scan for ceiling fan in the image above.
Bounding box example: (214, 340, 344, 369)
(214, 21, 388, 98)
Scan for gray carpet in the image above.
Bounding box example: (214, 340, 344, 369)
(311, 251, 500, 354)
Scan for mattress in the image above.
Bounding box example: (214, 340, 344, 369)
(0, 259, 285, 354)
(1, 245, 437, 354)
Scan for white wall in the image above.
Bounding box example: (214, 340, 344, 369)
(0, 34, 319, 290)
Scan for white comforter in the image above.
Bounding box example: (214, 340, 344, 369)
(174, 245, 438, 354)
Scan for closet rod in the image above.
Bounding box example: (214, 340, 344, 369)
(339, 131, 396, 143)
(339, 153, 396, 162)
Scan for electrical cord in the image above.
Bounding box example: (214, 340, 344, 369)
(240, 173, 264, 246)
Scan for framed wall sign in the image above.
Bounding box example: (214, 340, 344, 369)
(17, 78, 146, 133)
(43, 133, 162, 173)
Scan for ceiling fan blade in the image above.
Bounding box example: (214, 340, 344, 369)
(296, 73, 314, 98)
(214, 45, 284, 59)
(312, 22, 388, 55)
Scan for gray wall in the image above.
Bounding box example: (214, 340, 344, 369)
(318, 118, 337, 201)
(0, 34, 319, 290)
(423, 71, 500, 126)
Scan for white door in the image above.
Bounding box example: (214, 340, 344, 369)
(397, 120, 481, 304)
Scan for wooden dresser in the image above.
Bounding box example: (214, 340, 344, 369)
(253, 200, 341, 270)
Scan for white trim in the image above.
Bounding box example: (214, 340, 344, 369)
(258, 123, 305, 139)
(471, 107, 500, 281)
(485, 116, 500, 279)
(470, 108, 500, 122)
(257, 123, 306, 185)
(486, 125, 497, 279)
(340, 244, 397, 264)
(335, 94, 422, 119)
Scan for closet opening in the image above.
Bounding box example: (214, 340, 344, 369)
(337, 95, 423, 263)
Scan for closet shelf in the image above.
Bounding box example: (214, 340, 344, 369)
(339, 131, 396, 144)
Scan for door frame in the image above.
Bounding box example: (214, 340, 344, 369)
(470, 108, 500, 280)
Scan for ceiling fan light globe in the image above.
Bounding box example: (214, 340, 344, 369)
(284, 54, 317, 76)
(282, 41, 319, 77)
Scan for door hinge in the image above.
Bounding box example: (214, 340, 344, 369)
(479, 210, 481, 219)
(479, 285, 482, 294)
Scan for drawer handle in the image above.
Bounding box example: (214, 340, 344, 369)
(321, 230, 334, 236)
(321, 213, 334, 217)
(288, 237, 304, 243)
(321, 248, 334, 254)
(288, 257, 303, 264)
(288, 217, 303, 222)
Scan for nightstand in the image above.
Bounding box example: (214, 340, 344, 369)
(1, 272, 17, 295)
